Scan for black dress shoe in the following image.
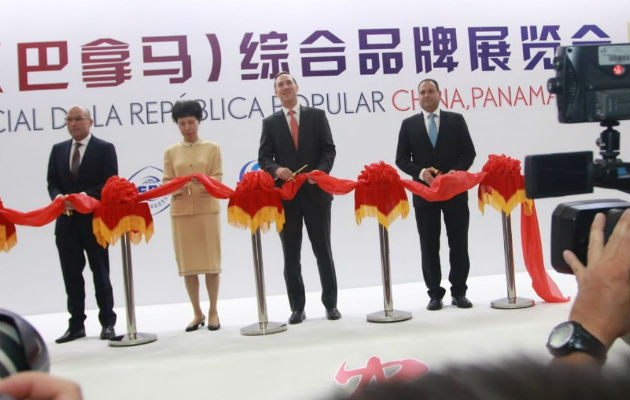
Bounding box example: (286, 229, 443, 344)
(208, 323, 221, 331)
(288, 310, 305, 324)
(452, 295, 473, 308)
(100, 326, 116, 340)
(427, 298, 443, 311)
(326, 308, 342, 320)
(55, 327, 86, 344)
(185, 316, 205, 332)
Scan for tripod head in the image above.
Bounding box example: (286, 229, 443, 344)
(597, 120, 620, 161)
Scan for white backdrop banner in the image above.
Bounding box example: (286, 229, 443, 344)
(1, 0, 628, 314)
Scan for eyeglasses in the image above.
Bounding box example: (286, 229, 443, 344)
(64, 116, 89, 123)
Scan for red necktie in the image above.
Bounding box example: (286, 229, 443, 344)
(288, 110, 299, 149)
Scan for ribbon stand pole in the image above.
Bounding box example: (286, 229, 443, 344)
(109, 232, 157, 346)
(240, 229, 287, 336)
(367, 224, 412, 323)
(491, 212, 535, 309)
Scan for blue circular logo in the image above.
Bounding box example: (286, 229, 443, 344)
(239, 160, 260, 181)
(128, 166, 170, 216)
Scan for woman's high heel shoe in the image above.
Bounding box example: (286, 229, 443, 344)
(185, 316, 205, 332)
(207, 316, 220, 331)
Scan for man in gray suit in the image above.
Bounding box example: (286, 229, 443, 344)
(258, 72, 341, 324)
(396, 79, 476, 311)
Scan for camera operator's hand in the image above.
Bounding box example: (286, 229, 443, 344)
(562, 209, 630, 355)
(0, 371, 82, 400)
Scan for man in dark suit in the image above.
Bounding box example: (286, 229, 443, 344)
(47, 105, 118, 343)
(258, 72, 341, 324)
(395, 79, 476, 311)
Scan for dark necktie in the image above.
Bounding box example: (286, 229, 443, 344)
(71, 142, 82, 180)
(288, 110, 299, 149)
(428, 113, 438, 148)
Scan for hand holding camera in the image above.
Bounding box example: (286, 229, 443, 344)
(564, 209, 630, 350)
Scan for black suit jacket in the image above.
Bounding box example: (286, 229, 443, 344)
(258, 106, 336, 203)
(395, 110, 476, 207)
(47, 135, 118, 235)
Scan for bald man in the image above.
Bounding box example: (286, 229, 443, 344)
(47, 105, 118, 343)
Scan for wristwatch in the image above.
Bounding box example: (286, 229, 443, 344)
(546, 321, 607, 363)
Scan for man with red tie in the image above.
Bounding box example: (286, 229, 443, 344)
(258, 72, 341, 324)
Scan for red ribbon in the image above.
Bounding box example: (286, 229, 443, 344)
(401, 171, 486, 202)
(478, 154, 568, 303)
(0, 155, 573, 303)
(0, 199, 17, 252)
(227, 170, 307, 232)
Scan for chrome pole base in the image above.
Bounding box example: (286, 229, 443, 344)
(491, 297, 535, 309)
(367, 309, 412, 323)
(109, 332, 157, 347)
(240, 321, 287, 336)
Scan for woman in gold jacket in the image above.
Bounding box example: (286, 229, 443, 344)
(163, 100, 222, 331)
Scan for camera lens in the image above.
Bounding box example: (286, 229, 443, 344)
(0, 319, 28, 378)
(0, 309, 49, 378)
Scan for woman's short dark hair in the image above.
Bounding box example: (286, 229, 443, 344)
(171, 100, 203, 122)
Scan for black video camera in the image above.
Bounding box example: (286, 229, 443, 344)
(524, 43, 630, 274)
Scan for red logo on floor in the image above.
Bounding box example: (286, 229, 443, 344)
(334, 356, 429, 395)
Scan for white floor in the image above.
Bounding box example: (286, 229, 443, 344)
(21, 272, 630, 400)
